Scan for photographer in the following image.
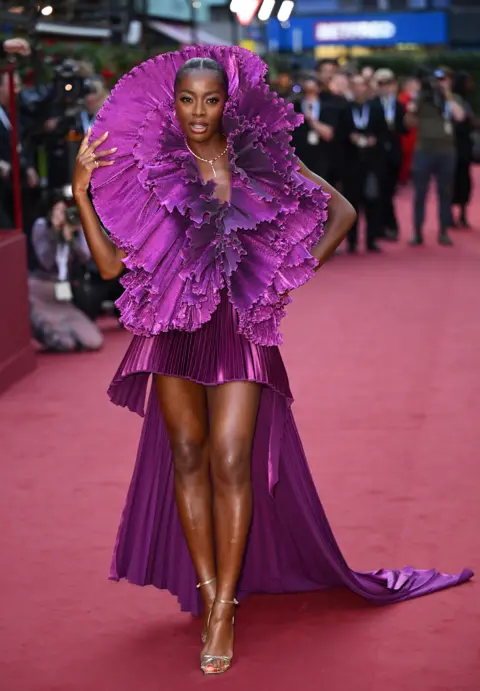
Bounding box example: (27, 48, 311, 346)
(408, 68, 466, 246)
(44, 65, 110, 189)
(79, 75, 109, 134)
(28, 194, 103, 352)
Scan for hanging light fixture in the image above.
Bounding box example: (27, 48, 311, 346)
(257, 0, 275, 21)
(277, 0, 294, 22)
(234, 0, 262, 25)
(231, 0, 295, 27)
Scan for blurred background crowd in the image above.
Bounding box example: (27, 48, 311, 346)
(0, 0, 479, 356)
(280, 60, 478, 251)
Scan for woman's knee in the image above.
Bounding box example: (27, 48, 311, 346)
(210, 440, 251, 488)
(79, 325, 104, 351)
(171, 436, 208, 478)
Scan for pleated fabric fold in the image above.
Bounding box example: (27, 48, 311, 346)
(108, 293, 473, 614)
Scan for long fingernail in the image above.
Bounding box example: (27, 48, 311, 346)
(112, 147, 118, 152)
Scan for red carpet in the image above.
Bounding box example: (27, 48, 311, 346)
(1, 181, 479, 690)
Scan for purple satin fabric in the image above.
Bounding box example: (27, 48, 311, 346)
(108, 292, 473, 614)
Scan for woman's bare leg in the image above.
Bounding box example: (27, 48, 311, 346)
(154, 375, 216, 626)
(202, 381, 262, 670)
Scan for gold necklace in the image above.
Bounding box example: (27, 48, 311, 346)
(186, 141, 228, 178)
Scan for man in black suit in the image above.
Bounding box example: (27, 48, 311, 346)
(0, 70, 39, 229)
(0, 37, 33, 228)
(374, 69, 408, 240)
(291, 75, 339, 182)
(340, 74, 389, 253)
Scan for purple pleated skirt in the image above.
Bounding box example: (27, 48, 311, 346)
(108, 292, 473, 615)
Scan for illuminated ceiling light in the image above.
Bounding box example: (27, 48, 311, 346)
(41, 5, 53, 15)
(277, 0, 294, 22)
(257, 0, 275, 21)
(8, 6, 25, 14)
(235, 0, 262, 24)
(229, 0, 241, 12)
(192, 0, 201, 7)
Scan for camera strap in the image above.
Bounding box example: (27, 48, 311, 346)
(54, 243, 73, 301)
(302, 100, 322, 146)
(443, 101, 453, 135)
(56, 243, 70, 282)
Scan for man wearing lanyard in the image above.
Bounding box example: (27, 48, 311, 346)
(291, 75, 336, 181)
(374, 68, 408, 241)
(340, 74, 389, 253)
(407, 68, 465, 246)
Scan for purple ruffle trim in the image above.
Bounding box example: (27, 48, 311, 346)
(90, 45, 329, 346)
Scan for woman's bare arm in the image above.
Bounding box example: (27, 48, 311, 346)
(298, 159, 356, 267)
(74, 191, 126, 279)
(72, 131, 126, 280)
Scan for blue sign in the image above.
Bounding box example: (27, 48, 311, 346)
(267, 12, 448, 49)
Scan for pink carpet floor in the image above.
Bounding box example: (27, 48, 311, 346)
(1, 181, 479, 691)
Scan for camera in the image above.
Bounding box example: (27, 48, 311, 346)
(53, 59, 97, 116)
(66, 204, 81, 227)
(415, 66, 446, 110)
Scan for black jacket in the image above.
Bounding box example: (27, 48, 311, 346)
(291, 95, 341, 179)
(0, 106, 35, 172)
(373, 96, 408, 169)
(339, 98, 390, 180)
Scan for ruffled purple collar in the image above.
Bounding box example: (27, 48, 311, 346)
(90, 46, 329, 346)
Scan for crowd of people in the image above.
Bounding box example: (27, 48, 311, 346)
(272, 59, 478, 252)
(0, 39, 120, 353)
(1, 43, 478, 353)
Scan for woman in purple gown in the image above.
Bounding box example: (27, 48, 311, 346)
(72, 47, 472, 676)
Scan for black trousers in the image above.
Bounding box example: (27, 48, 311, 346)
(0, 183, 39, 232)
(413, 150, 455, 235)
(452, 158, 472, 207)
(343, 174, 382, 250)
(72, 272, 124, 321)
(382, 163, 400, 233)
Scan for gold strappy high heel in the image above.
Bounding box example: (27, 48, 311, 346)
(196, 576, 216, 644)
(200, 597, 238, 676)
